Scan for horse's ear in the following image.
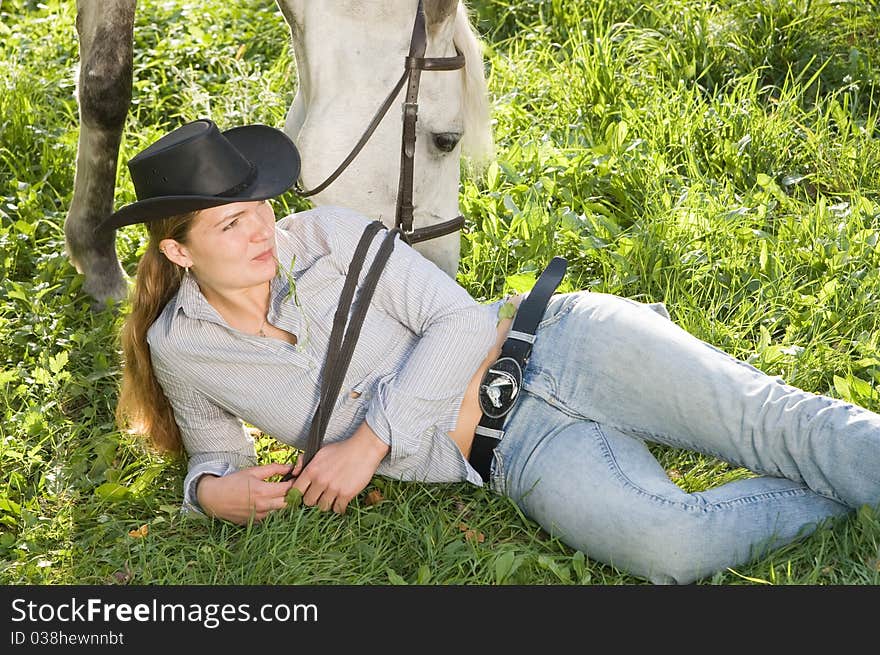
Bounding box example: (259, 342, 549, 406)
(423, 0, 458, 28)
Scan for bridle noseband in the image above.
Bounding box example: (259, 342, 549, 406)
(294, 0, 466, 245)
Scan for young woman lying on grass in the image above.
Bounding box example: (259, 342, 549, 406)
(108, 118, 880, 585)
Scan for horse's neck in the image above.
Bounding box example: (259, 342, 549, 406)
(285, 5, 415, 138)
(297, 6, 413, 75)
(286, 1, 413, 48)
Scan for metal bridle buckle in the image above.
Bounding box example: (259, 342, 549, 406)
(478, 356, 523, 419)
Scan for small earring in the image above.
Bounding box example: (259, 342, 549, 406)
(159, 247, 165, 254)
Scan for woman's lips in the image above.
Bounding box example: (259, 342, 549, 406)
(253, 248, 274, 262)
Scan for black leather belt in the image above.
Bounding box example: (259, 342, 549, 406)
(468, 256, 568, 482)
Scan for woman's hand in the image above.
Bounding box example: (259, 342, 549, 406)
(196, 462, 295, 525)
(289, 422, 389, 514)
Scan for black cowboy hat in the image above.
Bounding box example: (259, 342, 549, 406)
(99, 119, 300, 231)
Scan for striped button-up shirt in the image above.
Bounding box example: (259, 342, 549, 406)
(146, 206, 500, 513)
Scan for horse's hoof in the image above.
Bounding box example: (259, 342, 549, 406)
(82, 273, 130, 313)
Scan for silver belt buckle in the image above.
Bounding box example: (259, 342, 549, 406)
(478, 356, 523, 419)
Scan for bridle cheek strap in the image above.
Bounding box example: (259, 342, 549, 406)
(296, 0, 466, 246)
(394, 1, 466, 243)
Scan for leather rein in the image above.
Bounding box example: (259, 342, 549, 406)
(294, 0, 466, 245)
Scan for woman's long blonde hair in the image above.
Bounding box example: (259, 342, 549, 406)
(116, 211, 196, 454)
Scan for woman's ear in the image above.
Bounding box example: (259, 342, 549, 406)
(159, 239, 192, 269)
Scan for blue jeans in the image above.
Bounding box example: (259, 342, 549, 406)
(488, 291, 880, 584)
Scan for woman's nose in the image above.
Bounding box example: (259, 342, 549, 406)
(248, 213, 272, 240)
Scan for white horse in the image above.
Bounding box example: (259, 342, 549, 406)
(67, 0, 493, 306)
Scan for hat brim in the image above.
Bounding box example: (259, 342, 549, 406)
(99, 124, 301, 232)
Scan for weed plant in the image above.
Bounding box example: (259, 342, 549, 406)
(1, 0, 879, 585)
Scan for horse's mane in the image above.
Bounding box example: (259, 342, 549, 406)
(455, 2, 494, 169)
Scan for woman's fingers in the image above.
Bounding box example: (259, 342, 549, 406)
(246, 492, 292, 524)
(286, 450, 363, 513)
(291, 458, 304, 476)
(250, 461, 296, 481)
(297, 474, 336, 512)
(220, 459, 354, 522)
(260, 489, 292, 516)
(301, 479, 322, 508)
(316, 490, 337, 512)
(245, 472, 296, 517)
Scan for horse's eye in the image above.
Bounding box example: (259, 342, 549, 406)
(432, 131, 462, 153)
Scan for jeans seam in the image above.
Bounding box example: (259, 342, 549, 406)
(488, 449, 506, 495)
(590, 422, 817, 512)
(524, 367, 772, 484)
(621, 425, 731, 465)
(618, 423, 850, 507)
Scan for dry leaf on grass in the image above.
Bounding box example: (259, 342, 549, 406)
(364, 489, 385, 506)
(128, 524, 148, 539)
(459, 521, 485, 543)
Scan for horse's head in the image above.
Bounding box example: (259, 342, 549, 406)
(277, 0, 493, 276)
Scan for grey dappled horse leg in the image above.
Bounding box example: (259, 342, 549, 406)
(67, 0, 136, 308)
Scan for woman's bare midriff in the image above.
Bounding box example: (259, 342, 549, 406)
(448, 294, 525, 459)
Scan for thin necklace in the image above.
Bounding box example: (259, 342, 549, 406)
(257, 315, 268, 337)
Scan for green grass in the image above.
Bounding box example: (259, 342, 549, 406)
(2, 0, 880, 585)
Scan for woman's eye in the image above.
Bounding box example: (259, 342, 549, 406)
(222, 218, 239, 231)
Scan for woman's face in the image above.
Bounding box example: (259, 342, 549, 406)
(168, 200, 278, 293)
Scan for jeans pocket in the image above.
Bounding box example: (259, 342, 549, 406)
(537, 292, 579, 330)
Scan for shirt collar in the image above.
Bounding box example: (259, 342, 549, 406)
(171, 269, 223, 324)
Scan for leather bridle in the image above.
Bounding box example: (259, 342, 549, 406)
(294, 0, 466, 245)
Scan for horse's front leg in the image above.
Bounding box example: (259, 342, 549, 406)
(66, 0, 136, 308)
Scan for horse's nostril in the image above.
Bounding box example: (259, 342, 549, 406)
(432, 131, 462, 153)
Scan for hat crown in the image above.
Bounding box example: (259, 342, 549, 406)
(101, 118, 300, 232)
(128, 119, 254, 201)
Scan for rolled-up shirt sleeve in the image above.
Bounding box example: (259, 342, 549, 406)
(149, 346, 257, 515)
(323, 207, 496, 467)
